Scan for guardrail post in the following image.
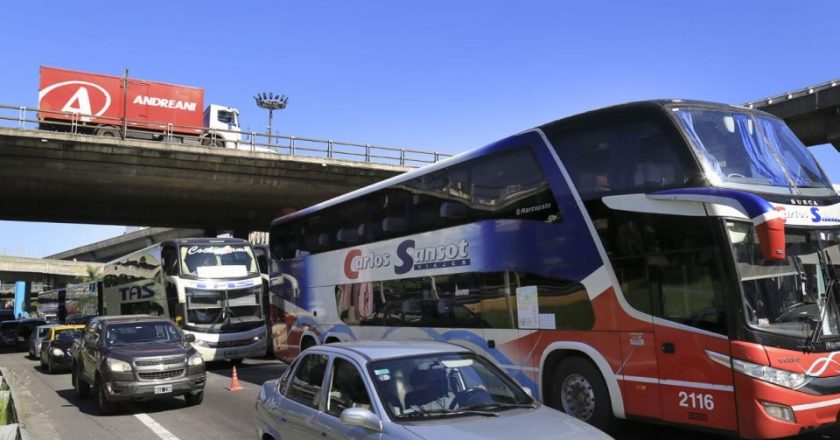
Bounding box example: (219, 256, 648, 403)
(70, 113, 78, 134)
(434, 152, 440, 162)
(290, 137, 296, 155)
(400, 149, 406, 166)
(18, 107, 25, 128)
(166, 123, 173, 144)
(327, 140, 333, 159)
(365, 145, 371, 162)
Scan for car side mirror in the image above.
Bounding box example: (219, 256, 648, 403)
(184, 334, 196, 343)
(339, 408, 382, 432)
(522, 387, 533, 398)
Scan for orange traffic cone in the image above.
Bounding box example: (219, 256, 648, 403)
(227, 365, 243, 391)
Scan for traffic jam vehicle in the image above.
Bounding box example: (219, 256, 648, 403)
(72, 315, 206, 414)
(40, 325, 84, 374)
(256, 340, 612, 440)
(267, 100, 840, 438)
(99, 238, 268, 363)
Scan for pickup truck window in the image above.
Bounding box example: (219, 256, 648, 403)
(104, 322, 181, 346)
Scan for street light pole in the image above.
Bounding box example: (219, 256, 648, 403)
(254, 92, 288, 147)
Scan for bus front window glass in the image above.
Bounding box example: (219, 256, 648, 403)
(730, 222, 840, 339)
(179, 245, 258, 278)
(672, 107, 832, 191)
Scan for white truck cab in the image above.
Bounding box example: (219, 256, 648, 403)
(203, 104, 242, 148)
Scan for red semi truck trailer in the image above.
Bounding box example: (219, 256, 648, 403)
(37, 66, 241, 148)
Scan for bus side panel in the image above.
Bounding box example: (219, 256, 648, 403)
(654, 325, 737, 431)
(618, 329, 661, 420)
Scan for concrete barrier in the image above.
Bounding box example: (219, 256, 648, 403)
(0, 370, 28, 440)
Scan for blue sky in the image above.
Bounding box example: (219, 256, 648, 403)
(1, 1, 839, 257)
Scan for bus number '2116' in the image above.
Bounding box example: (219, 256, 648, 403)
(678, 391, 715, 411)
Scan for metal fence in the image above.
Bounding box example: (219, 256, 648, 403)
(0, 104, 451, 167)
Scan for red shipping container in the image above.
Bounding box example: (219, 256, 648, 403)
(38, 66, 204, 136)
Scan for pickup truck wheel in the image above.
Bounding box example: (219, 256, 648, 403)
(184, 391, 203, 406)
(73, 366, 90, 398)
(95, 378, 113, 415)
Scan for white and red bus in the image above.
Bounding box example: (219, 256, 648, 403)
(267, 100, 840, 438)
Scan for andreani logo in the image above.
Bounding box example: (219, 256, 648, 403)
(343, 239, 471, 279)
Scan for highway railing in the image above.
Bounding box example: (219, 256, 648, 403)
(0, 104, 451, 167)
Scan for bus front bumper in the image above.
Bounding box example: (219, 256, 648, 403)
(193, 337, 266, 362)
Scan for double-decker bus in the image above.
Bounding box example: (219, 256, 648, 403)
(267, 100, 840, 438)
(101, 238, 267, 362)
(37, 282, 100, 323)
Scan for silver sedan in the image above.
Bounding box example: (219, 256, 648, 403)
(255, 340, 612, 440)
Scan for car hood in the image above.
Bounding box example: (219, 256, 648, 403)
(108, 343, 191, 358)
(401, 406, 611, 440)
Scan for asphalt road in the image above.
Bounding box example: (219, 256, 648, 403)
(1, 350, 286, 440)
(0, 349, 838, 440)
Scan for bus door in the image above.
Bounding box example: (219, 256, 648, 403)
(650, 251, 737, 432)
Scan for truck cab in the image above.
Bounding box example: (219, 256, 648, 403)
(203, 104, 242, 148)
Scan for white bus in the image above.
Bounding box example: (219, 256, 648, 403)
(101, 238, 267, 362)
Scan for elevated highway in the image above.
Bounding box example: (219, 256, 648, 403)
(0, 127, 413, 234)
(746, 79, 840, 151)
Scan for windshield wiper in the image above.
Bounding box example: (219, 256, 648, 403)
(802, 251, 839, 352)
(399, 406, 499, 419)
(461, 402, 538, 410)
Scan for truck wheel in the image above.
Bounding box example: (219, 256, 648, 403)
(95, 126, 120, 138)
(95, 377, 113, 415)
(550, 356, 618, 433)
(201, 137, 224, 148)
(73, 366, 90, 398)
(184, 391, 204, 406)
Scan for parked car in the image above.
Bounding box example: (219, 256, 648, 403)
(39, 325, 84, 373)
(14, 319, 47, 351)
(255, 341, 612, 440)
(29, 324, 62, 359)
(72, 315, 206, 415)
(0, 321, 21, 349)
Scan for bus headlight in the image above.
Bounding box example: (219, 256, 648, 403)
(51, 348, 64, 357)
(188, 353, 204, 366)
(732, 358, 808, 389)
(107, 358, 132, 373)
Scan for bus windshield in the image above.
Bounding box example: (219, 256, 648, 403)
(179, 244, 258, 278)
(672, 107, 832, 193)
(729, 222, 840, 340)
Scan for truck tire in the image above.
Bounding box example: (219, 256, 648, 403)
(73, 365, 91, 398)
(550, 356, 618, 433)
(95, 126, 120, 138)
(201, 137, 224, 148)
(95, 377, 114, 415)
(184, 391, 204, 406)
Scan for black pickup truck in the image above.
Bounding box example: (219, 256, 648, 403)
(71, 315, 206, 414)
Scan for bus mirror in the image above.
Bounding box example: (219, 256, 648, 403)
(184, 333, 196, 343)
(756, 218, 786, 261)
(440, 202, 466, 219)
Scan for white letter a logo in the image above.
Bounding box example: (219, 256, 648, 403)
(62, 87, 93, 121)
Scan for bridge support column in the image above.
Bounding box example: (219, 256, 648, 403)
(13, 281, 30, 319)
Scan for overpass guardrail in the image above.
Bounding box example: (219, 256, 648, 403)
(0, 104, 451, 167)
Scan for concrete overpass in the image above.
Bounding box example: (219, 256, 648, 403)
(746, 79, 840, 151)
(0, 127, 412, 235)
(0, 255, 101, 299)
(46, 227, 203, 263)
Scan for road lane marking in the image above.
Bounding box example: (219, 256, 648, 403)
(135, 413, 181, 440)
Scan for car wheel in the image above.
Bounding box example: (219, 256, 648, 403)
(184, 391, 204, 406)
(95, 377, 113, 415)
(551, 356, 619, 433)
(73, 366, 90, 398)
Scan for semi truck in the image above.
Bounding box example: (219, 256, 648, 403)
(37, 66, 241, 149)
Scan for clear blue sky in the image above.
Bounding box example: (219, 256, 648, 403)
(1, 1, 839, 257)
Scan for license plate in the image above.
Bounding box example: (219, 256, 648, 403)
(154, 384, 173, 394)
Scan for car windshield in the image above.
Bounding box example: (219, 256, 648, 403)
(105, 322, 182, 346)
(54, 328, 82, 340)
(368, 352, 533, 421)
(729, 222, 840, 340)
(179, 244, 258, 278)
(672, 107, 833, 194)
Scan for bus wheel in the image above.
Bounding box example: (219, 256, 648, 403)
(95, 126, 120, 138)
(300, 336, 315, 352)
(551, 357, 618, 432)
